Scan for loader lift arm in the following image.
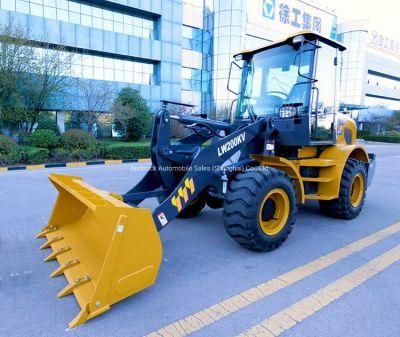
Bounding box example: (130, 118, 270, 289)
(121, 101, 264, 230)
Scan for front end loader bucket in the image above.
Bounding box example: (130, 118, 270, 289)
(36, 174, 162, 328)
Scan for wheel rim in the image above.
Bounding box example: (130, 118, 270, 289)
(258, 188, 290, 236)
(350, 173, 365, 207)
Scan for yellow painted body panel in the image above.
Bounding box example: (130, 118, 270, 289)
(251, 155, 305, 203)
(336, 113, 357, 145)
(297, 147, 318, 158)
(36, 174, 162, 328)
(316, 144, 369, 198)
(253, 142, 369, 203)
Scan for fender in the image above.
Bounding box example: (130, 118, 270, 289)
(251, 154, 306, 204)
(317, 144, 370, 198)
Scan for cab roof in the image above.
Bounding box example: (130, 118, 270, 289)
(234, 30, 346, 58)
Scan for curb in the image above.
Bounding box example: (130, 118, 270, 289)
(0, 158, 151, 173)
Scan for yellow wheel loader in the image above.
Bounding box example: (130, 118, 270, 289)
(36, 31, 376, 327)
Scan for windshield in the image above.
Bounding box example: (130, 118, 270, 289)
(237, 44, 315, 119)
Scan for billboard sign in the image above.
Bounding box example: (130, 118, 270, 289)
(248, 0, 337, 39)
(368, 30, 400, 59)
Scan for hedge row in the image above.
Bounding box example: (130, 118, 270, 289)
(0, 144, 150, 166)
(363, 135, 400, 143)
(0, 147, 49, 166)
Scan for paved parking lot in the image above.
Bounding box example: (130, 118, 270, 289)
(0, 142, 399, 337)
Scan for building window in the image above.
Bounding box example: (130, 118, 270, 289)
(367, 71, 400, 91)
(30, 47, 157, 85)
(1, 0, 157, 40)
(364, 95, 400, 110)
(181, 66, 208, 92)
(182, 25, 203, 53)
(70, 52, 157, 85)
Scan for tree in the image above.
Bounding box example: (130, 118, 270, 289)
(216, 103, 232, 121)
(170, 104, 193, 138)
(0, 21, 71, 132)
(111, 88, 152, 141)
(389, 110, 400, 131)
(0, 22, 34, 129)
(368, 112, 391, 135)
(74, 79, 114, 135)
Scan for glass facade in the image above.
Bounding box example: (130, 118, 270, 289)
(3, 0, 399, 116)
(1, 0, 156, 39)
(181, 66, 209, 92)
(34, 47, 156, 84)
(182, 25, 203, 53)
(202, 0, 247, 117)
(337, 30, 367, 105)
(68, 52, 156, 85)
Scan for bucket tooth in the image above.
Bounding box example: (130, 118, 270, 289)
(36, 226, 58, 239)
(69, 305, 90, 328)
(50, 258, 79, 278)
(40, 235, 63, 250)
(44, 246, 71, 262)
(58, 275, 90, 298)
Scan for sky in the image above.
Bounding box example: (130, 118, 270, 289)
(319, 0, 399, 36)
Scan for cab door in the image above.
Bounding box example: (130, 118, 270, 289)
(310, 42, 339, 143)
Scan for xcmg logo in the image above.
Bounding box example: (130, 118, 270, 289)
(263, 0, 275, 20)
(217, 133, 246, 157)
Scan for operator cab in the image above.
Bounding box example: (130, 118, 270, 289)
(231, 31, 346, 146)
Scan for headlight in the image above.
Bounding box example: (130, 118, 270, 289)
(279, 105, 298, 118)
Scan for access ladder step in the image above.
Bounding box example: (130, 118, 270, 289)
(299, 159, 337, 167)
(305, 194, 336, 201)
(301, 177, 333, 183)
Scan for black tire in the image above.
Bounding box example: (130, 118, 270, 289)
(319, 159, 366, 219)
(223, 167, 296, 252)
(177, 198, 206, 218)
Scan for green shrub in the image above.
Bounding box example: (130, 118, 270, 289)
(104, 144, 150, 160)
(384, 130, 400, 137)
(357, 129, 371, 139)
(23, 148, 50, 164)
(15, 131, 31, 144)
(363, 135, 400, 143)
(29, 129, 59, 149)
(0, 134, 17, 154)
(71, 146, 101, 161)
(0, 149, 23, 166)
(51, 148, 71, 163)
(37, 112, 60, 134)
(60, 129, 96, 149)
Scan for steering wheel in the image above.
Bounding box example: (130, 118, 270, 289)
(266, 90, 288, 99)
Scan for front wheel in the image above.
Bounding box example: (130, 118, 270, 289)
(319, 159, 367, 219)
(223, 167, 296, 252)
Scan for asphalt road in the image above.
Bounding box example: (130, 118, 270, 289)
(0, 142, 399, 337)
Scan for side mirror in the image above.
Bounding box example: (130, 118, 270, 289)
(227, 61, 242, 95)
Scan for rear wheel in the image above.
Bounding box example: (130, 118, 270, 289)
(319, 159, 366, 219)
(223, 167, 296, 252)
